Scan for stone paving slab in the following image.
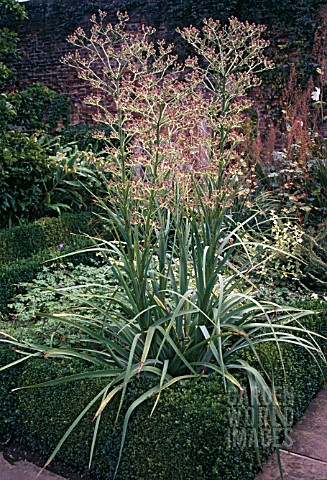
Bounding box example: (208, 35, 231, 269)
(255, 450, 327, 480)
(255, 387, 327, 480)
(285, 388, 327, 463)
(0, 453, 67, 480)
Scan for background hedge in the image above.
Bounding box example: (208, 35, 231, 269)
(0, 212, 107, 315)
(0, 212, 98, 264)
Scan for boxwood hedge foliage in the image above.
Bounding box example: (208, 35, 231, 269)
(0, 303, 326, 480)
(0, 347, 22, 439)
(0, 212, 97, 264)
(0, 212, 106, 315)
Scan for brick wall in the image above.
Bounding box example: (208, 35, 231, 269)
(1, 0, 247, 124)
(3, 0, 324, 125)
(5, 0, 156, 124)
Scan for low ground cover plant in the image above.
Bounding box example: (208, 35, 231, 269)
(0, 9, 326, 480)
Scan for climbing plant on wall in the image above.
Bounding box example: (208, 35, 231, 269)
(0, 0, 27, 81)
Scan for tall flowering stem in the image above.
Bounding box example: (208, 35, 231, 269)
(63, 12, 273, 210)
(179, 17, 274, 189)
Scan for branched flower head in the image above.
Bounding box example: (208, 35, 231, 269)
(63, 11, 273, 209)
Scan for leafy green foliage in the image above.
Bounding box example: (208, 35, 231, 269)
(0, 131, 52, 227)
(0, 212, 97, 264)
(0, 0, 26, 81)
(43, 142, 111, 216)
(0, 246, 103, 319)
(0, 255, 45, 319)
(58, 124, 113, 152)
(298, 226, 327, 290)
(0, 93, 16, 130)
(9, 262, 112, 326)
(7, 83, 71, 131)
(2, 187, 324, 478)
(0, 82, 73, 227)
(0, 128, 108, 227)
(0, 213, 102, 315)
(243, 212, 305, 290)
(0, 347, 22, 438)
(242, 207, 327, 293)
(0, 0, 26, 18)
(0, 8, 326, 480)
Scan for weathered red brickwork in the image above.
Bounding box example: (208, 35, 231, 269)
(4, 0, 157, 123)
(2, 0, 325, 125)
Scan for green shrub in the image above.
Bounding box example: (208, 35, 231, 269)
(8, 262, 114, 325)
(0, 212, 107, 315)
(0, 212, 97, 264)
(0, 131, 52, 227)
(113, 378, 270, 480)
(0, 94, 16, 130)
(59, 123, 112, 152)
(17, 365, 261, 480)
(0, 0, 26, 83)
(0, 330, 321, 480)
(0, 129, 105, 228)
(43, 144, 112, 215)
(0, 248, 104, 318)
(1, 311, 324, 480)
(0, 347, 22, 438)
(15, 357, 113, 476)
(8, 83, 71, 131)
(0, 255, 45, 316)
(115, 311, 326, 480)
(0, 352, 268, 479)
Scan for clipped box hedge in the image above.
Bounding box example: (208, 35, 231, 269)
(0, 212, 98, 264)
(0, 244, 100, 315)
(0, 213, 107, 315)
(0, 303, 326, 480)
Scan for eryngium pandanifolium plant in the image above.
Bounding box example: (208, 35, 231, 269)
(1, 190, 325, 478)
(0, 11, 326, 480)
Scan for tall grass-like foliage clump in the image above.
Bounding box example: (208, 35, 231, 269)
(1, 11, 325, 479)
